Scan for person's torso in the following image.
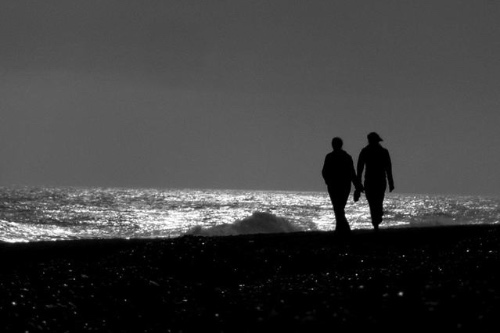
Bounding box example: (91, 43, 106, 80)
(324, 150, 353, 185)
(361, 145, 389, 181)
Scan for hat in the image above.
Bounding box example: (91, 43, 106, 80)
(367, 132, 383, 143)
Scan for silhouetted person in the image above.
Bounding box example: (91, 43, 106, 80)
(357, 132, 394, 231)
(322, 137, 362, 236)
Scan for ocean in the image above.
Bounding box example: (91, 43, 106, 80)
(0, 186, 498, 243)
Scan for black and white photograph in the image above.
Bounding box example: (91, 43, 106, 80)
(1, 1, 499, 331)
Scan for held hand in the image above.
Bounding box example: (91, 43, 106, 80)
(353, 189, 361, 202)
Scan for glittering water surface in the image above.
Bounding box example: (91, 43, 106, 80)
(0, 186, 499, 242)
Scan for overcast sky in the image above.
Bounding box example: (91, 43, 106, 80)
(1, 0, 499, 195)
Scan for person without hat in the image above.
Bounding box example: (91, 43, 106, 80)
(322, 137, 363, 236)
(356, 132, 395, 231)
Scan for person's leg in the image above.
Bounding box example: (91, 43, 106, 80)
(333, 204, 350, 233)
(329, 188, 351, 234)
(371, 192, 385, 229)
(365, 182, 386, 231)
(365, 189, 377, 230)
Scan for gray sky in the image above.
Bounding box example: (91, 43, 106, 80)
(1, 0, 499, 195)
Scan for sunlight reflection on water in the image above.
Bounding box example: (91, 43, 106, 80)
(0, 186, 499, 242)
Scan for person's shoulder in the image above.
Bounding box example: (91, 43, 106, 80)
(339, 150, 353, 162)
(360, 146, 369, 154)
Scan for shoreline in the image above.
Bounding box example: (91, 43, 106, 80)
(1, 224, 500, 331)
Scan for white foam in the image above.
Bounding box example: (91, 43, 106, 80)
(409, 215, 469, 227)
(186, 212, 302, 236)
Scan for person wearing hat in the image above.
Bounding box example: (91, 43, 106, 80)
(322, 137, 363, 236)
(356, 132, 395, 231)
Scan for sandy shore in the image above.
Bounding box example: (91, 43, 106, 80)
(1, 225, 500, 332)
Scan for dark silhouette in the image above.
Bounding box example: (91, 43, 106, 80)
(357, 132, 394, 231)
(322, 137, 362, 235)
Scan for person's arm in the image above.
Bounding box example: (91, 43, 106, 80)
(350, 156, 362, 191)
(386, 150, 395, 192)
(356, 150, 365, 187)
(322, 155, 329, 185)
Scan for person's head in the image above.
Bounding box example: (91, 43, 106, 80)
(367, 132, 383, 145)
(331, 137, 343, 150)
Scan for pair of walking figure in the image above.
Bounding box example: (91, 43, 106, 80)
(322, 132, 395, 234)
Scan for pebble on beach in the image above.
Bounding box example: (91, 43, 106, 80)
(1, 225, 500, 332)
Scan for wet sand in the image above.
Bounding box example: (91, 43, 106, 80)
(1, 225, 500, 332)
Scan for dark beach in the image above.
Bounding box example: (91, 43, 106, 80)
(1, 225, 500, 332)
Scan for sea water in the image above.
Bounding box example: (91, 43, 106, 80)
(0, 186, 498, 243)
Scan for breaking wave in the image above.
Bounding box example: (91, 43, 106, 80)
(186, 212, 302, 237)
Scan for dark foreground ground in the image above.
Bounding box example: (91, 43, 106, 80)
(1, 225, 500, 332)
